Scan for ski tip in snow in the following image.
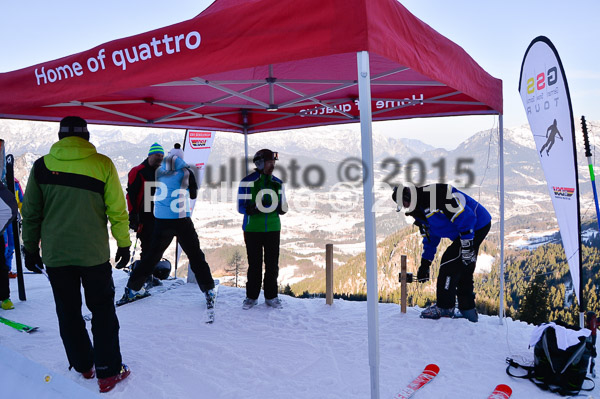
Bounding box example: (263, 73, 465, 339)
(393, 364, 440, 399)
(0, 316, 39, 333)
(488, 384, 512, 399)
(423, 364, 440, 376)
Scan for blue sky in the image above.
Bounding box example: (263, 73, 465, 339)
(1, 1, 598, 149)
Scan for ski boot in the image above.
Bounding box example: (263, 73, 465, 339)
(242, 298, 258, 310)
(116, 287, 150, 306)
(454, 308, 478, 322)
(420, 304, 454, 319)
(98, 364, 130, 393)
(265, 297, 283, 309)
(1, 298, 14, 310)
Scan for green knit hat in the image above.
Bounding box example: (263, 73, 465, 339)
(148, 142, 164, 156)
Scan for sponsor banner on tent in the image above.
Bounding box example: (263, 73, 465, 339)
(183, 130, 215, 186)
(518, 36, 582, 302)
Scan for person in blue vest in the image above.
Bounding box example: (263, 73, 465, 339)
(392, 183, 491, 322)
(237, 149, 287, 310)
(120, 143, 215, 304)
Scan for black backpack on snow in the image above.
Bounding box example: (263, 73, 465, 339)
(506, 323, 596, 396)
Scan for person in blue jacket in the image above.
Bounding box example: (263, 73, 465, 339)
(120, 144, 215, 304)
(392, 184, 491, 322)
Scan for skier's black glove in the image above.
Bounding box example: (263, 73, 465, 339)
(23, 247, 44, 273)
(460, 238, 476, 265)
(129, 213, 139, 232)
(245, 202, 261, 215)
(115, 246, 130, 269)
(417, 258, 431, 283)
(276, 200, 288, 215)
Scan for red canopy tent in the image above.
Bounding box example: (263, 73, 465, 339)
(0, 1, 503, 397)
(0, 0, 501, 129)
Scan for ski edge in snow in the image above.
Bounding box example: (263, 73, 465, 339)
(487, 384, 512, 399)
(393, 363, 439, 399)
(0, 315, 38, 333)
(205, 279, 220, 324)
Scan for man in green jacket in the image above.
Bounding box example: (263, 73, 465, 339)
(237, 149, 287, 309)
(21, 116, 131, 393)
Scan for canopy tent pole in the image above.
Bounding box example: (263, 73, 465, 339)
(357, 50, 380, 399)
(499, 114, 505, 325)
(243, 110, 249, 175)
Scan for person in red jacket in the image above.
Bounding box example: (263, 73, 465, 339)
(126, 143, 164, 268)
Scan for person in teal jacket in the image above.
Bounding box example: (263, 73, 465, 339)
(21, 117, 131, 393)
(237, 149, 287, 309)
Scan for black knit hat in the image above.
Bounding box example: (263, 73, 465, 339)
(58, 116, 90, 141)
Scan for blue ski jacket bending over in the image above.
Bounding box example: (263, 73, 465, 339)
(409, 184, 491, 261)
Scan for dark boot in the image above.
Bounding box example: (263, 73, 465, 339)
(457, 308, 478, 323)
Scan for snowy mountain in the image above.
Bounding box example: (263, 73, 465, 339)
(3, 119, 600, 285)
(2, 273, 598, 398)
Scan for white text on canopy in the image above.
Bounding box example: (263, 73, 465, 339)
(34, 31, 201, 86)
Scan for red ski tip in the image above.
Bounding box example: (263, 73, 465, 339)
(488, 384, 512, 399)
(423, 364, 440, 375)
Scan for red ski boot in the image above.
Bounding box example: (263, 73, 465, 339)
(98, 364, 130, 393)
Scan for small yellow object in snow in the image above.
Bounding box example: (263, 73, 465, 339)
(44, 374, 52, 383)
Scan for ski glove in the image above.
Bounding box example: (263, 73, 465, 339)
(23, 248, 44, 273)
(460, 238, 476, 265)
(115, 246, 130, 269)
(128, 213, 139, 232)
(276, 200, 288, 215)
(417, 258, 431, 283)
(245, 202, 261, 215)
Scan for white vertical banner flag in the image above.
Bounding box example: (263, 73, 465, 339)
(176, 130, 216, 277)
(518, 36, 582, 304)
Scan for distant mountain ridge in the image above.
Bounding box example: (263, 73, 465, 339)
(3, 118, 599, 285)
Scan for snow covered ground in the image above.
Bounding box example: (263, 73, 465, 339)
(1, 271, 598, 398)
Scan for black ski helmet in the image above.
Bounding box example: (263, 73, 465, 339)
(153, 259, 172, 280)
(252, 149, 278, 171)
(391, 185, 412, 207)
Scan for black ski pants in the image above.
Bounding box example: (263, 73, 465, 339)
(137, 214, 155, 260)
(244, 231, 280, 300)
(128, 217, 214, 292)
(436, 223, 491, 310)
(0, 234, 8, 301)
(46, 262, 122, 379)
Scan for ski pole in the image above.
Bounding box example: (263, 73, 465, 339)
(34, 264, 50, 281)
(581, 116, 600, 235)
(123, 236, 139, 274)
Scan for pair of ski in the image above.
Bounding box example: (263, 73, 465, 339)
(113, 278, 186, 307)
(394, 364, 512, 399)
(111, 278, 219, 324)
